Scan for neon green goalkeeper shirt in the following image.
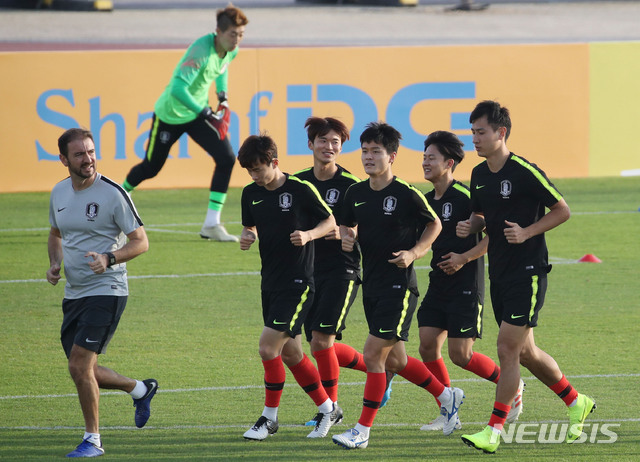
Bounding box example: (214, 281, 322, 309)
(154, 33, 238, 125)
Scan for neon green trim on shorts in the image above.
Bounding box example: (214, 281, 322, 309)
(290, 285, 310, 331)
(396, 289, 412, 337)
(530, 275, 539, 321)
(476, 301, 483, 333)
(335, 279, 355, 332)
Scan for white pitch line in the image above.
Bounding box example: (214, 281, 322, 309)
(130, 271, 260, 279)
(143, 228, 197, 235)
(0, 221, 242, 233)
(2, 373, 638, 401)
(0, 210, 636, 235)
(3, 257, 583, 284)
(0, 271, 260, 284)
(572, 210, 638, 215)
(1, 418, 638, 432)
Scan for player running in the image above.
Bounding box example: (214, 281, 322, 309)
(292, 117, 394, 427)
(332, 122, 464, 450)
(417, 130, 523, 432)
(458, 101, 595, 453)
(238, 133, 341, 441)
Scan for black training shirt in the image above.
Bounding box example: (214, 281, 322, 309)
(340, 177, 437, 296)
(470, 153, 562, 281)
(425, 180, 484, 294)
(241, 174, 332, 290)
(294, 165, 361, 280)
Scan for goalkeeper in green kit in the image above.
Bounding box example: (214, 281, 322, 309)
(123, 4, 248, 242)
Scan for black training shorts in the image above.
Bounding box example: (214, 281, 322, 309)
(490, 275, 547, 327)
(363, 287, 418, 342)
(262, 284, 315, 338)
(417, 283, 484, 338)
(60, 295, 127, 358)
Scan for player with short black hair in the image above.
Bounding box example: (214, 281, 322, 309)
(418, 130, 524, 432)
(292, 117, 395, 427)
(331, 122, 464, 450)
(238, 133, 342, 441)
(459, 101, 595, 453)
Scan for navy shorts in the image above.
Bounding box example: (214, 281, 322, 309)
(490, 275, 547, 327)
(417, 283, 484, 339)
(363, 287, 418, 342)
(304, 276, 360, 342)
(262, 284, 314, 338)
(61, 295, 127, 358)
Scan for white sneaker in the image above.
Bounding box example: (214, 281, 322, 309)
(304, 404, 343, 426)
(332, 428, 369, 449)
(440, 387, 465, 436)
(243, 416, 278, 440)
(506, 379, 525, 423)
(307, 404, 342, 438)
(199, 224, 239, 242)
(420, 409, 462, 431)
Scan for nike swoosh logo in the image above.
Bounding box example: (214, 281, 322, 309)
(354, 201, 366, 207)
(510, 314, 526, 319)
(273, 320, 287, 325)
(319, 323, 334, 328)
(146, 381, 157, 395)
(252, 200, 264, 205)
(85, 338, 100, 343)
(460, 327, 473, 333)
(475, 185, 486, 190)
(57, 207, 66, 212)
(379, 328, 393, 333)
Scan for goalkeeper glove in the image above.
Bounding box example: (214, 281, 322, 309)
(200, 101, 230, 141)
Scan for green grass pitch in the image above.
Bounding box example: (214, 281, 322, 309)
(1, 176, 639, 460)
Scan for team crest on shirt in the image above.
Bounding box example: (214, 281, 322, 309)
(325, 188, 340, 206)
(383, 196, 397, 215)
(500, 180, 512, 198)
(279, 192, 292, 211)
(442, 202, 453, 220)
(86, 202, 99, 221)
(159, 131, 171, 144)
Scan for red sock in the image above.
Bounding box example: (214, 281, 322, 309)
(262, 356, 286, 407)
(424, 357, 450, 407)
(425, 358, 451, 386)
(464, 352, 501, 384)
(288, 354, 329, 406)
(358, 371, 386, 427)
(334, 342, 367, 372)
(398, 355, 445, 398)
(313, 346, 340, 402)
(488, 401, 511, 431)
(549, 374, 579, 406)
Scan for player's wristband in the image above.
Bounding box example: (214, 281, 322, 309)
(200, 106, 214, 119)
(217, 91, 227, 103)
(104, 252, 116, 268)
